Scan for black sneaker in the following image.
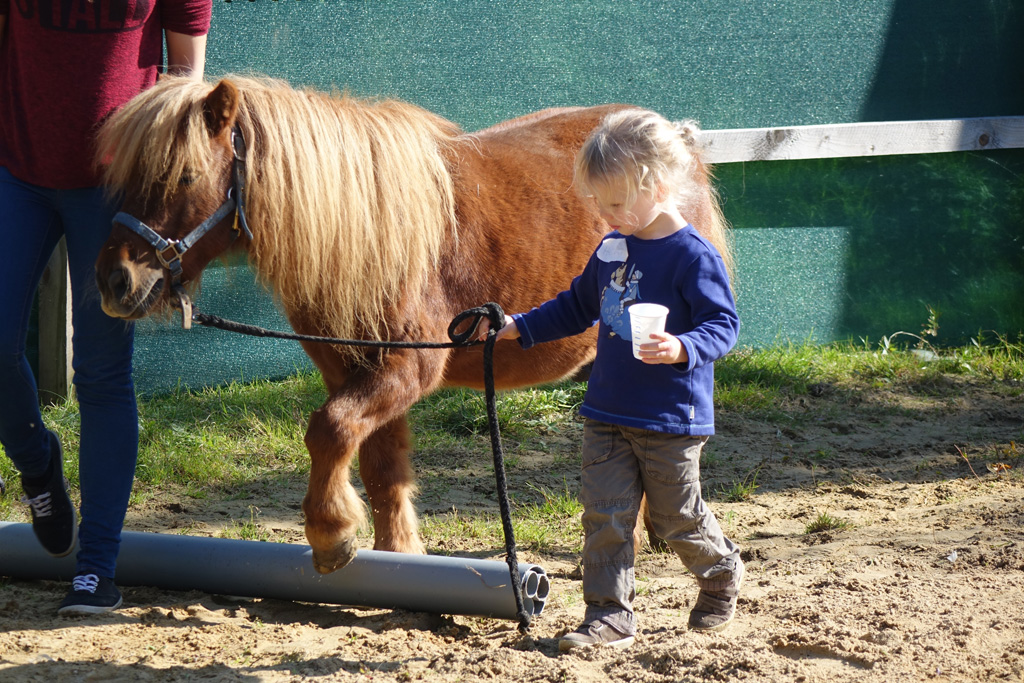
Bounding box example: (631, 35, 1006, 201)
(20, 431, 77, 557)
(57, 574, 123, 615)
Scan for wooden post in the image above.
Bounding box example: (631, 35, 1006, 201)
(37, 237, 73, 406)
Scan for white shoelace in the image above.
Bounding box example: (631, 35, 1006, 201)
(71, 574, 100, 594)
(21, 492, 54, 517)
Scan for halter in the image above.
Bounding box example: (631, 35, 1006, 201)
(112, 126, 253, 329)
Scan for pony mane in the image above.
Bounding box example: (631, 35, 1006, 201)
(99, 75, 460, 349)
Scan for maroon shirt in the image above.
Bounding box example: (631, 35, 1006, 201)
(0, 0, 211, 188)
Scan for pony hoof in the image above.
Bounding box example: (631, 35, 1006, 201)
(311, 538, 358, 574)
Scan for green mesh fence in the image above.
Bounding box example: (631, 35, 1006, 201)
(720, 150, 1024, 346)
(30, 1, 1024, 395)
(204, 0, 1023, 128)
(130, 267, 314, 394)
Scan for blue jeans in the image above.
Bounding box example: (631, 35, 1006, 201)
(0, 166, 138, 579)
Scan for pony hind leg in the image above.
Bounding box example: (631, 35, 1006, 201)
(358, 415, 425, 555)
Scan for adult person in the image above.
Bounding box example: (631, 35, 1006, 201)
(0, 0, 212, 614)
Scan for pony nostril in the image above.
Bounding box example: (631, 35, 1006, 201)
(106, 268, 130, 297)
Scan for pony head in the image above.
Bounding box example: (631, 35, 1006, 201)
(95, 77, 247, 321)
(95, 76, 459, 348)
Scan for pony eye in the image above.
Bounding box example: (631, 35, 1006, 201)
(179, 174, 196, 186)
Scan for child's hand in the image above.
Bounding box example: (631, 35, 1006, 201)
(477, 317, 521, 342)
(638, 332, 688, 364)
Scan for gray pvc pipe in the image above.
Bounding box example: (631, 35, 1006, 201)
(0, 522, 548, 619)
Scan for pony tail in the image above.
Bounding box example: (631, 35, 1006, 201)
(671, 119, 736, 288)
(698, 165, 736, 287)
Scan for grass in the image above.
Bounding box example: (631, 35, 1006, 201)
(1, 336, 1021, 541)
(419, 482, 585, 555)
(410, 384, 586, 440)
(716, 464, 762, 503)
(132, 372, 325, 490)
(220, 505, 273, 542)
(805, 511, 853, 535)
(714, 333, 1024, 423)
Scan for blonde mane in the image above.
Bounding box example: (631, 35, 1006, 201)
(99, 75, 459, 349)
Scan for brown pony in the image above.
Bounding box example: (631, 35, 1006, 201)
(94, 76, 729, 574)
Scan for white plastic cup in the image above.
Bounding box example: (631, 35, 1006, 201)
(628, 303, 669, 360)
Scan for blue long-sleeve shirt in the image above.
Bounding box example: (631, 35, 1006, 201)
(514, 225, 738, 435)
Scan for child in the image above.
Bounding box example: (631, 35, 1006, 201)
(481, 109, 743, 650)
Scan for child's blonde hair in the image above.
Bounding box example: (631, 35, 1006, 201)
(575, 109, 699, 208)
(575, 109, 734, 279)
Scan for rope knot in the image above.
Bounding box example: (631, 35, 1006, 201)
(447, 302, 506, 346)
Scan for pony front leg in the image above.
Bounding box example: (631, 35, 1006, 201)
(300, 344, 447, 573)
(359, 416, 425, 555)
(302, 402, 367, 574)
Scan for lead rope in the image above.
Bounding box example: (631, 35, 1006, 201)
(191, 303, 533, 631)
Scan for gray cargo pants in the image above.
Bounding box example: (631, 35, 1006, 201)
(578, 419, 741, 636)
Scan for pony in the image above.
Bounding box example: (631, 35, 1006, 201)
(94, 76, 730, 574)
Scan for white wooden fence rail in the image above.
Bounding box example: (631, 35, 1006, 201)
(698, 117, 1024, 163)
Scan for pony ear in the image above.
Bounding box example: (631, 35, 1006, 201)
(203, 79, 240, 137)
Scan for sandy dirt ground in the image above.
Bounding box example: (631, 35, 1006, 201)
(1, 376, 1022, 682)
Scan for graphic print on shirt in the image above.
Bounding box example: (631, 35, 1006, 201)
(11, 0, 153, 34)
(596, 239, 642, 338)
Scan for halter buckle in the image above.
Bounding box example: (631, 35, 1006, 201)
(155, 240, 184, 272)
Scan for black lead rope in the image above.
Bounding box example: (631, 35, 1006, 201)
(192, 303, 533, 631)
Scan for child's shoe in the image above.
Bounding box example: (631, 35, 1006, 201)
(688, 559, 744, 632)
(559, 618, 635, 651)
